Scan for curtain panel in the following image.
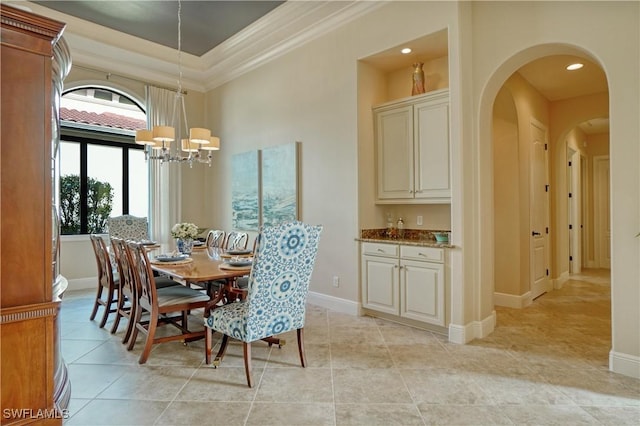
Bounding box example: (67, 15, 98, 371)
(145, 85, 182, 246)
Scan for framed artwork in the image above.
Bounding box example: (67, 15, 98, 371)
(260, 142, 300, 227)
(231, 150, 260, 231)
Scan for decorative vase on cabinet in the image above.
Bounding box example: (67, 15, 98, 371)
(411, 62, 426, 95)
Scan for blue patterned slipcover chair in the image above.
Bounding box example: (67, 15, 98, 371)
(204, 221, 323, 387)
(107, 215, 149, 241)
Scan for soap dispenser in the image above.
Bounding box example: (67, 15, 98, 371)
(397, 217, 404, 238)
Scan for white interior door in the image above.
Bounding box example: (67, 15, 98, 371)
(530, 121, 551, 299)
(594, 156, 611, 269)
(568, 149, 582, 274)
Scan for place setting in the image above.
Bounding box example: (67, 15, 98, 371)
(219, 255, 253, 271)
(150, 252, 194, 265)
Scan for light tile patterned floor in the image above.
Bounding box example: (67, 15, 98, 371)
(61, 269, 639, 425)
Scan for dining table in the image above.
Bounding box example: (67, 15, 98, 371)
(149, 246, 253, 305)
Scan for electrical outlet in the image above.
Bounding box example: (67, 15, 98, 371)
(332, 276, 340, 288)
(417, 215, 423, 226)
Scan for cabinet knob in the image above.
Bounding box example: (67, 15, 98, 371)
(418, 253, 426, 257)
(377, 248, 385, 252)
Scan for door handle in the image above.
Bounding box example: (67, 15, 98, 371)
(532, 231, 541, 236)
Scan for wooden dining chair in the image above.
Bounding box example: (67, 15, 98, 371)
(89, 234, 119, 328)
(125, 241, 211, 364)
(224, 231, 249, 251)
(204, 221, 323, 387)
(109, 237, 182, 343)
(206, 229, 225, 248)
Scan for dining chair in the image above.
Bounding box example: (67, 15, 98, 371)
(205, 229, 226, 248)
(107, 215, 149, 241)
(109, 237, 182, 343)
(204, 221, 323, 387)
(224, 231, 249, 251)
(89, 234, 119, 328)
(125, 241, 211, 364)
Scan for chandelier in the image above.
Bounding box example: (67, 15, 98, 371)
(135, 0, 219, 166)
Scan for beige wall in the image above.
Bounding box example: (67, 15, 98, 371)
(203, 1, 461, 304)
(493, 86, 520, 296)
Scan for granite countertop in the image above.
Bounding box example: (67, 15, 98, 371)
(356, 229, 454, 248)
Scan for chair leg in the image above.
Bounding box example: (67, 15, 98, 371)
(138, 313, 157, 364)
(243, 342, 253, 388)
(213, 334, 230, 367)
(110, 293, 124, 334)
(297, 328, 307, 368)
(89, 285, 103, 321)
(98, 286, 115, 328)
(122, 299, 136, 345)
(205, 327, 213, 364)
(127, 303, 142, 351)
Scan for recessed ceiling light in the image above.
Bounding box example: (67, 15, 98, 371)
(401, 48, 412, 54)
(566, 63, 584, 71)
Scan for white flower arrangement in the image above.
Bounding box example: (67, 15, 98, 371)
(171, 222, 199, 239)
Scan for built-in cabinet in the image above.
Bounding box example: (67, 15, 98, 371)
(375, 89, 450, 203)
(361, 242, 446, 327)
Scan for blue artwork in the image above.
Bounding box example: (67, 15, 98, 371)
(231, 150, 260, 231)
(261, 142, 299, 227)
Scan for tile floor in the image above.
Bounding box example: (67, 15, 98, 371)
(61, 269, 639, 425)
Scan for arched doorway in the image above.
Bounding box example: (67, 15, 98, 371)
(483, 45, 611, 355)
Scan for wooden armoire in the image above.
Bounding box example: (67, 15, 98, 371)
(1, 5, 71, 424)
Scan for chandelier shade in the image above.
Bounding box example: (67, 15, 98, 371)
(152, 125, 175, 142)
(137, 0, 219, 167)
(135, 129, 155, 146)
(189, 128, 211, 144)
(201, 136, 221, 151)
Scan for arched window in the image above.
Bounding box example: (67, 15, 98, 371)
(59, 87, 148, 235)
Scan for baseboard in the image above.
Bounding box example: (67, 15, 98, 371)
(610, 350, 640, 379)
(66, 277, 95, 292)
(553, 271, 570, 289)
(307, 291, 359, 316)
(448, 310, 496, 344)
(494, 292, 532, 308)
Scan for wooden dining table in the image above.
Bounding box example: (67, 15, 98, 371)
(149, 246, 252, 304)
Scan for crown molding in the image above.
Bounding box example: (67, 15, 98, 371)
(199, 0, 386, 90)
(17, 0, 385, 93)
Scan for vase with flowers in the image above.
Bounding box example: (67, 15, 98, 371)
(171, 222, 199, 255)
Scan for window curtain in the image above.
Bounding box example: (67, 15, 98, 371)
(146, 86, 182, 246)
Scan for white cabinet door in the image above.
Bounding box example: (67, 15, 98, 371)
(375, 105, 413, 200)
(414, 98, 450, 200)
(400, 259, 445, 325)
(361, 255, 399, 315)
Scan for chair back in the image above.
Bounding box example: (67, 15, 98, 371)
(125, 241, 157, 312)
(90, 234, 115, 289)
(206, 229, 226, 248)
(110, 237, 135, 300)
(244, 221, 322, 341)
(225, 231, 249, 251)
(107, 215, 149, 241)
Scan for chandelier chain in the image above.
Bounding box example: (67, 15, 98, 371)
(177, 0, 183, 94)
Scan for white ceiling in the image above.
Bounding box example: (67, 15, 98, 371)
(518, 55, 609, 135)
